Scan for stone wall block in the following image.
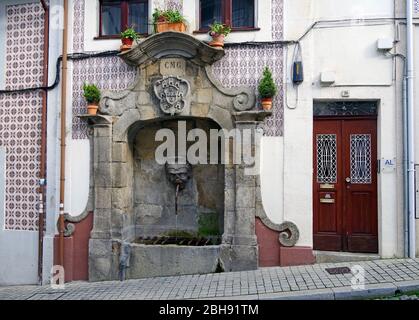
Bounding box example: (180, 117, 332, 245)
(236, 186, 256, 209)
(112, 187, 131, 210)
(95, 188, 112, 209)
(195, 88, 213, 104)
(112, 142, 129, 163)
(94, 162, 112, 187)
(190, 103, 210, 118)
(112, 163, 129, 188)
(94, 126, 112, 138)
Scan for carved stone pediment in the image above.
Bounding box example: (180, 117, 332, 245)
(119, 31, 225, 67)
(98, 32, 265, 130)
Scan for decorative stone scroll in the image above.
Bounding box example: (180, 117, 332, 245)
(154, 76, 190, 115)
(255, 176, 300, 247)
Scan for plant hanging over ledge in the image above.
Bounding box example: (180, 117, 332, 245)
(258, 67, 277, 111)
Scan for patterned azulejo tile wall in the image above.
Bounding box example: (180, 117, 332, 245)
(0, 3, 44, 231)
(72, 0, 284, 138)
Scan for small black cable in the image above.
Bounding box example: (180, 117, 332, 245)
(0, 50, 120, 95)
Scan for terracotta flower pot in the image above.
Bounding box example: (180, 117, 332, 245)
(209, 33, 225, 48)
(261, 98, 273, 111)
(156, 21, 186, 33)
(120, 38, 134, 52)
(87, 103, 99, 115)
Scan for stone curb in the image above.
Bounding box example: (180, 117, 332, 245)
(395, 280, 419, 294)
(193, 281, 419, 300)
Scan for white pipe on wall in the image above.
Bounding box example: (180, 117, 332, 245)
(406, 0, 416, 258)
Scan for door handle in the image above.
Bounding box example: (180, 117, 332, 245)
(345, 177, 351, 183)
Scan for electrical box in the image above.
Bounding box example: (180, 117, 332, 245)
(292, 61, 304, 84)
(320, 71, 336, 85)
(377, 38, 394, 51)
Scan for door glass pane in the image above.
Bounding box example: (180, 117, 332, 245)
(350, 134, 372, 184)
(200, 0, 222, 29)
(101, 2, 122, 35)
(129, 2, 148, 34)
(317, 134, 337, 184)
(232, 0, 254, 28)
(313, 101, 378, 117)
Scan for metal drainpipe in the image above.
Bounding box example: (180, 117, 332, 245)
(406, 0, 416, 258)
(38, 0, 49, 285)
(403, 60, 409, 258)
(59, 0, 69, 268)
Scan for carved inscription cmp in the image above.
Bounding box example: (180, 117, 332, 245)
(154, 76, 190, 116)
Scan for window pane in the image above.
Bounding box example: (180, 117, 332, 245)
(200, 0, 222, 29)
(101, 2, 121, 35)
(129, 2, 148, 34)
(232, 0, 254, 28)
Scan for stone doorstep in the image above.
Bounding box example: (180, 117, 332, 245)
(314, 251, 381, 264)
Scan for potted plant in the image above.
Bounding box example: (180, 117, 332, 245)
(258, 67, 277, 111)
(208, 22, 231, 48)
(153, 8, 186, 33)
(83, 83, 101, 115)
(120, 27, 138, 51)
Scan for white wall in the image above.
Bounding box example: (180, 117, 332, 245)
(283, 0, 402, 253)
(0, 0, 48, 286)
(260, 137, 284, 224)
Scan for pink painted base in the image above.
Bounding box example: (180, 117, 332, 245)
(279, 246, 316, 267)
(256, 218, 316, 267)
(256, 218, 281, 267)
(54, 212, 93, 282)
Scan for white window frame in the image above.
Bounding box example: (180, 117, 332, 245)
(82, 0, 272, 52)
(186, 0, 272, 43)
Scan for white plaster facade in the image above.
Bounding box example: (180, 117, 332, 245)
(282, 0, 419, 257)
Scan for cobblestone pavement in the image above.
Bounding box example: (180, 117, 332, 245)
(1, 258, 419, 300)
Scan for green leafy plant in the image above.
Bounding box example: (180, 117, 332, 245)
(258, 67, 277, 99)
(152, 8, 185, 24)
(209, 22, 231, 37)
(83, 83, 101, 104)
(120, 27, 138, 40)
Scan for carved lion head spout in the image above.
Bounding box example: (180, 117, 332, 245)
(165, 157, 191, 190)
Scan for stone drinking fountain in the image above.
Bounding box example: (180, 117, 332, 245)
(81, 32, 298, 281)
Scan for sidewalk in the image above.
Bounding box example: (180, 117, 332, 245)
(1, 258, 419, 300)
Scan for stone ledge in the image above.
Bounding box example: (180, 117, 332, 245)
(78, 114, 113, 126)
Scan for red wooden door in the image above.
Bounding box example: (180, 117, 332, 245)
(313, 118, 378, 253)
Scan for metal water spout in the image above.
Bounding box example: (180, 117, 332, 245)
(165, 158, 191, 217)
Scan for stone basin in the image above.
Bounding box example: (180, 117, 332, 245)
(126, 244, 221, 279)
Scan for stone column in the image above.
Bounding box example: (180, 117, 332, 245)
(84, 115, 119, 281)
(220, 111, 269, 272)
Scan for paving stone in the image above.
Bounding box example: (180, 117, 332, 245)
(1, 258, 419, 300)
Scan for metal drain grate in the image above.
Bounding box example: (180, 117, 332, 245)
(325, 267, 352, 275)
(134, 236, 221, 246)
(27, 292, 66, 300)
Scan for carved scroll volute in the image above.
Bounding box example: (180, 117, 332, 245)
(233, 90, 256, 111)
(278, 221, 300, 247)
